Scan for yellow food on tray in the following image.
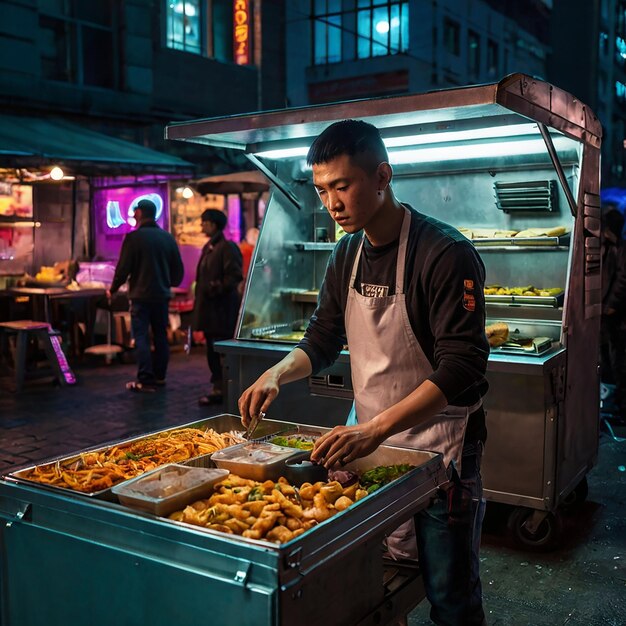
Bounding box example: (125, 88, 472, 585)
(484, 285, 563, 297)
(485, 322, 509, 348)
(21, 428, 245, 493)
(514, 226, 567, 238)
(169, 473, 369, 544)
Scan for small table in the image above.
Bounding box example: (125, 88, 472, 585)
(8, 287, 107, 352)
(9, 287, 107, 324)
(0, 320, 76, 391)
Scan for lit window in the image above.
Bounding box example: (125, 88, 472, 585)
(166, 0, 203, 55)
(313, 0, 342, 64)
(616, 36, 626, 65)
(357, 1, 409, 59)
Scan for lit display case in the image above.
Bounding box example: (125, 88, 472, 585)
(167, 74, 601, 547)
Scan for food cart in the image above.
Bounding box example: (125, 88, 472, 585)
(166, 73, 602, 548)
(0, 415, 448, 625)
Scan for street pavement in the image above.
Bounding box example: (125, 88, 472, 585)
(0, 347, 624, 625)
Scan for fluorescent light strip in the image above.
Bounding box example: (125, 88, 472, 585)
(254, 126, 571, 162)
(388, 136, 575, 164)
(383, 123, 539, 147)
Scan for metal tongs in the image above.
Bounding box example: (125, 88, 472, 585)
(243, 411, 265, 440)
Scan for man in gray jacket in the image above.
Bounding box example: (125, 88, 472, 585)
(108, 199, 184, 392)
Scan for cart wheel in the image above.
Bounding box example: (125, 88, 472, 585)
(508, 507, 563, 551)
(561, 477, 589, 510)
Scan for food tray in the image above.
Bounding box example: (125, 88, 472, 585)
(210, 441, 300, 481)
(492, 336, 553, 355)
(6, 414, 284, 499)
(472, 234, 569, 247)
(262, 426, 324, 450)
(112, 465, 229, 516)
(485, 293, 564, 307)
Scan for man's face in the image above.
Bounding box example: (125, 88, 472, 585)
(202, 220, 218, 238)
(312, 153, 383, 234)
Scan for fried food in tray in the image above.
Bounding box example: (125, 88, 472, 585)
(485, 322, 509, 348)
(168, 464, 416, 544)
(18, 428, 245, 494)
(168, 473, 368, 544)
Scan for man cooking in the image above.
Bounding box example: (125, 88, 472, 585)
(238, 119, 489, 625)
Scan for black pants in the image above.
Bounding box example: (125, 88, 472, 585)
(204, 333, 223, 391)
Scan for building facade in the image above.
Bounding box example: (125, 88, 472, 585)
(0, 0, 284, 276)
(285, 0, 550, 107)
(0, 0, 285, 172)
(549, 0, 626, 188)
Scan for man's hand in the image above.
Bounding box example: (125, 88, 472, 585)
(238, 370, 281, 428)
(311, 420, 384, 469)
(237, 348, 313, 428)
(105, 289, 112, 302)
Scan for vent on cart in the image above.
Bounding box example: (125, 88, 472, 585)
(494, 180, 557, 212)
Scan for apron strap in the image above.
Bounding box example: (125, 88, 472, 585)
(348, 206, 412, 293)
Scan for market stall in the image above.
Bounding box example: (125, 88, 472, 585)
(0, 415, 447, 625)
(166, 73, 602, 548)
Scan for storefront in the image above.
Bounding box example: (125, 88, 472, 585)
(0, 114, 193, 288)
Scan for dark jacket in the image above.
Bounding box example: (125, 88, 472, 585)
(603, 237, 626, 314)
(110, 220, 184, 300)
(297, 205, 489, 407)
(193, 231, 243, 337)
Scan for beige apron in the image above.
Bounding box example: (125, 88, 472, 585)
(345, 207, 480, 560)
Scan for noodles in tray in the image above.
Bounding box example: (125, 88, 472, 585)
(21, 428, 245, 493)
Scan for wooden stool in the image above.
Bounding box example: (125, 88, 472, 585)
(0, 320, 76, 392)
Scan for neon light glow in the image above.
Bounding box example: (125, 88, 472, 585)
(128, 193, 164, 222)
(233, 0, 250, 65)
(106, 201, 125, 228)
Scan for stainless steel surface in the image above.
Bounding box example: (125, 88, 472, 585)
(169, 75, 600, 535)
(166, 74, 602, 148)
(210, 441, 299, 481)
(0, 420, 447, 626)
(5, 414, 276, 499)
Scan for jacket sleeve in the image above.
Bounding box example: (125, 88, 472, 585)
(169, 240, 185, 288)
(424, 241, 490, 403)
(297, 244, 347, 374)
(222, 242, 243, 292)
(110, 236, 133, 294)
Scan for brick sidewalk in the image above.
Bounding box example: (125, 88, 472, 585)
(0, 347, 226, 474)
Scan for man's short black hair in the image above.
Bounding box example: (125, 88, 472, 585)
(136, 199, 157, 220)
(306, 119, 389, 171)
(201, 209, 228, 230)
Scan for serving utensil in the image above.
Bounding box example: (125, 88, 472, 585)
(243, 411, 265, 440)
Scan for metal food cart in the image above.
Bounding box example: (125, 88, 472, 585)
(0, 415, 448, 626)
(166, 73, 602, 548)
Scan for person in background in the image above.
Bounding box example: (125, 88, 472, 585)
(107, 198, 184, 393)
(239, 120, 489, 625)
(194, 209, 243, 406)
(239, 227, 259, 294)
(601, 206, 626, 419)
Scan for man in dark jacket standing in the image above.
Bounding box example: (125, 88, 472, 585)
(107, 198, 184, 392)
(194, 209, 243, 405)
